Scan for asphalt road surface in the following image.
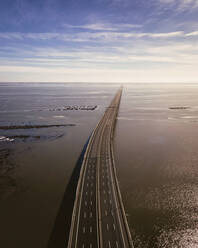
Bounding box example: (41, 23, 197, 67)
(68, 87, 133, 248)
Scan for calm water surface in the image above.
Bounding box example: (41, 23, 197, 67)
(0, 83, 198, 248)
(115, 83, 198, 248)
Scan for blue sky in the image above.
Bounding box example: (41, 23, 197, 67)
(0, 0, 198, 82)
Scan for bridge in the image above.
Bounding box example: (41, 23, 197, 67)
(68, 87, 133, 248)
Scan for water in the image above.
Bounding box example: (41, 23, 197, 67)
(0, 83, 198, 247)
(114, 83, 198, 248)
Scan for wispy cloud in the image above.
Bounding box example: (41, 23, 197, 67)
(1, 0, 198, 82)
(0, 32, 58, 40)
(185, 31, 198, 36)
(1, 36, 198, 68)
(0, 30, 187, 42)
(63, 23, 142, 31)
(159, 0, 198, 11)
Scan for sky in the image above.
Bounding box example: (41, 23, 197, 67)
(0, 0, 198, 83)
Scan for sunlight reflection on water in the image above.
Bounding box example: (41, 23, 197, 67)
(0, 83, 198, 248)
(115, 83, 198, 248)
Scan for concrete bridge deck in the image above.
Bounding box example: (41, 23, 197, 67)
(68, 87, 133, 248)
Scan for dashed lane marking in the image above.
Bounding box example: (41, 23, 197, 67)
(107, 223, 109, 231)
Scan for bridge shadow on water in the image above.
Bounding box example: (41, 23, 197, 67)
(47, 137, 90, 248)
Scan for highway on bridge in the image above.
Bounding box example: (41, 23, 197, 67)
(68, 87, 133, 248)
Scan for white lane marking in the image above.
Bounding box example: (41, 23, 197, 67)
(116, 241, 119, 248)
(84, 212, 86, 218)
(83, 226, 85, 233)
(107, 223, 109, 230)
(105, 210, 107, 216)
(104, 199, 106, 204)
(91, 191, 93, 195)
(108, 137, 128, 248)
(90, 244, 92, 248)
(82, 244, 84, 248)
(86, 191, 88, 195)
(113, 223, 115, 230)
(90, 226, 92, 233)
(110, 199, 112, 204)
(87, 183, 89, 187)
(85, 201, 87, 206)
(90, 212, 92, 218)
(108, 241, 111, 248)
(90, 201, 92, 205)
(111, 210, 114, 216)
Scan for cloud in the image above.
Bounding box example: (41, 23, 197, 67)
(1, 35, 198, 83)
(178, 0, 198, 9)
(159, 0, 198, 11)
(63, 23, 142, 31)
(146, 31, 184, 38)
(0, 32, 59, 40)
(185, 31, 198, 36)
(0, 33, 23, 39)
(1, 0, 198, 82)
(1, 36, 198, 68)
(0, 30, 187, 43)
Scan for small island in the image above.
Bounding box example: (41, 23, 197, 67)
(169, 107, 190, 110)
